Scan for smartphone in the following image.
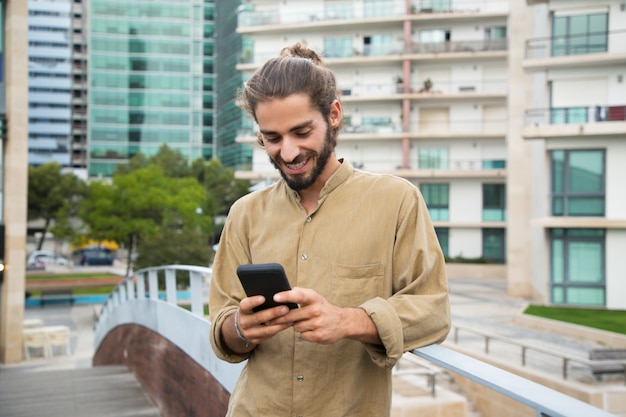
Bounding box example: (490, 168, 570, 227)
(236, 263, 298, 312)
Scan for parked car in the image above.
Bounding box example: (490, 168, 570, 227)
(26, 250, 69, 268)
(72, 246, 115, 266)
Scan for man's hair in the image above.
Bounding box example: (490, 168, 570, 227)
(236, 42, 342, 147)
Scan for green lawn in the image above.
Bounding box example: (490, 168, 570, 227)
(524, 305, 626, 336)
(25, 272, 121, 296)
(26, 272, 119, 281)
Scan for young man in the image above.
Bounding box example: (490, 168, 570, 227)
(209, 43, 450, 417)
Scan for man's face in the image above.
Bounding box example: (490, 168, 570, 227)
(255, 94, 341, 191)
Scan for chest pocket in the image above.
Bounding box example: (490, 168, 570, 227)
(330, 262, 385, 307)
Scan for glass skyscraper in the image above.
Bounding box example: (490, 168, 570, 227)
(88, 0, 215, 177)
(215, 0, 251, 170)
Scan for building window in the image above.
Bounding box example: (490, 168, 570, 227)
(364, 0, 394, 18)
(421, 183, 449, 221)
(420, 0, 451, 13)
(483, 184, 506, 221)
(550, 228, 605, 306)
(551, 150, 605, 216)
(482, 228, 505, 264)
(551, 13, 608, 57)
(419, 147, 448, 169)
(323, 37, 352, 58)
(435, 227, 449, 258)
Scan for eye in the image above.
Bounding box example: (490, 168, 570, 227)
(263, 135, 280, 144)
(295, 130, 311, 138)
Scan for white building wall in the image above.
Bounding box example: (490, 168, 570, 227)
(605, 230, 626, 309)
(449, 228, 482, 259)
(450, 180, 482, 224)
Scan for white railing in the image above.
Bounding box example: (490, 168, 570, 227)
(94, 264, 617, 417)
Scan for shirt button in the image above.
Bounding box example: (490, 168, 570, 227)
(305, 216, 312, 223)
(297, 375, 304, 382)
(301, 253, 308, 261)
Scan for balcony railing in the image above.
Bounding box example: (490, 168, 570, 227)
(339, 78, 508, 96)
(525, 29, 626, 60)
(240, 38, 507, 65)
(93, 264, 616, 417)
(410, 38, 507, 54)
(237, 0, 507, 28)
(525, 105, 626, 126)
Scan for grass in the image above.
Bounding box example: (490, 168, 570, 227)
(25, 272, 122, 296)
(524, 304, 626, 336)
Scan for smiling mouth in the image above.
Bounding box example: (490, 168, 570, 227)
(285, 158, 309, 172)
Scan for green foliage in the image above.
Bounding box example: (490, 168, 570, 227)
(445, 255, 493, 264)
(524, 305, 626, 335)
(28, 163, 88, 249)
(134, 227, 212, 271)
(78, 165, 212, 275)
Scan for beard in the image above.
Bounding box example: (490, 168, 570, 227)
(269, 124, 334, 191)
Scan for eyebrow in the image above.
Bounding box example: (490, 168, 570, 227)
(259, 119, 314, 136)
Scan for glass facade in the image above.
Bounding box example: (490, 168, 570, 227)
(215, 0, 251, 170)
(419, 147, 448, 169)
(421, 183, 449, 221)
(483, 183, 506, 221)
(28, 0, 72, 166)
(551, 13, 608, 57)
(482, 228, 505, 264)
(551, 149, 605, 216)
(88, 0, 215, 177)
(550, 228, 605, 306)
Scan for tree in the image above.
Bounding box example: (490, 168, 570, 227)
(27, 163, 88, 250)
(117, 145, 191, 178)
(78, 165, 212, 276)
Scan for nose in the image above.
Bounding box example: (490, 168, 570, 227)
(280, 136, 300, 163)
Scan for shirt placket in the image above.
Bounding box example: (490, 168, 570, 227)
(292, 213, 314, 417)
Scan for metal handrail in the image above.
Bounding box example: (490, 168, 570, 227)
(94, 264, 619, 417)
(451, 324, 626, 381)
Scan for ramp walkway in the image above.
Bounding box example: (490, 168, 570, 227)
(0, 365, 161, 417)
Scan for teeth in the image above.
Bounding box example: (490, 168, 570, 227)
(287, 160, 307, 170)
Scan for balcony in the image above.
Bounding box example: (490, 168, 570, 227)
(523, 105, 626, 139)
(238, 38, 507, 69)
(524, 30, 626, 71)
(340, 78, 507, 100)
(237, 0, 508, 32)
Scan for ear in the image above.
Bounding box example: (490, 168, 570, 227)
(328, 100, 342, 129)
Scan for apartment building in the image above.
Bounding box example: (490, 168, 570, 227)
(234, 0, 626, 310)
(522, 0, 626, 309)
(27, 0, 72, 167)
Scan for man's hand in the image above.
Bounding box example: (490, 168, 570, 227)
(273, 288, 382, 345)
(223, 295, 292, 353)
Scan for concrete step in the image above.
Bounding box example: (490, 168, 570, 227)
(0, 365, 161, 417)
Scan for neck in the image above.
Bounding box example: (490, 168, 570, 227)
(297, 158, 341, 214)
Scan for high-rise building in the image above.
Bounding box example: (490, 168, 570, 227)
(69, 0, 88, 175)
(214, 0, 251, 171)
(87, 0, 216, 177)
(27, 0, 72, 167)
(233, 0, 626, 309)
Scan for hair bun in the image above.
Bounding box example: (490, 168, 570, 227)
(279, 42, 324, 65)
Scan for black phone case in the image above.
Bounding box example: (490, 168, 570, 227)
(236, 263, 298, 312)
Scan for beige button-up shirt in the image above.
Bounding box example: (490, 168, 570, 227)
(210, 161, 450, 417)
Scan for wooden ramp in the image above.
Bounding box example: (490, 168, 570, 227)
(0, 365, 161, 417)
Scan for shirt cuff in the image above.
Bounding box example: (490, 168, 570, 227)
(359, 297, 404, 369)
(210, 306, 253, 363)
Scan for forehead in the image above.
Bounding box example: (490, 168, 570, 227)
(255, 94, 322, 130)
